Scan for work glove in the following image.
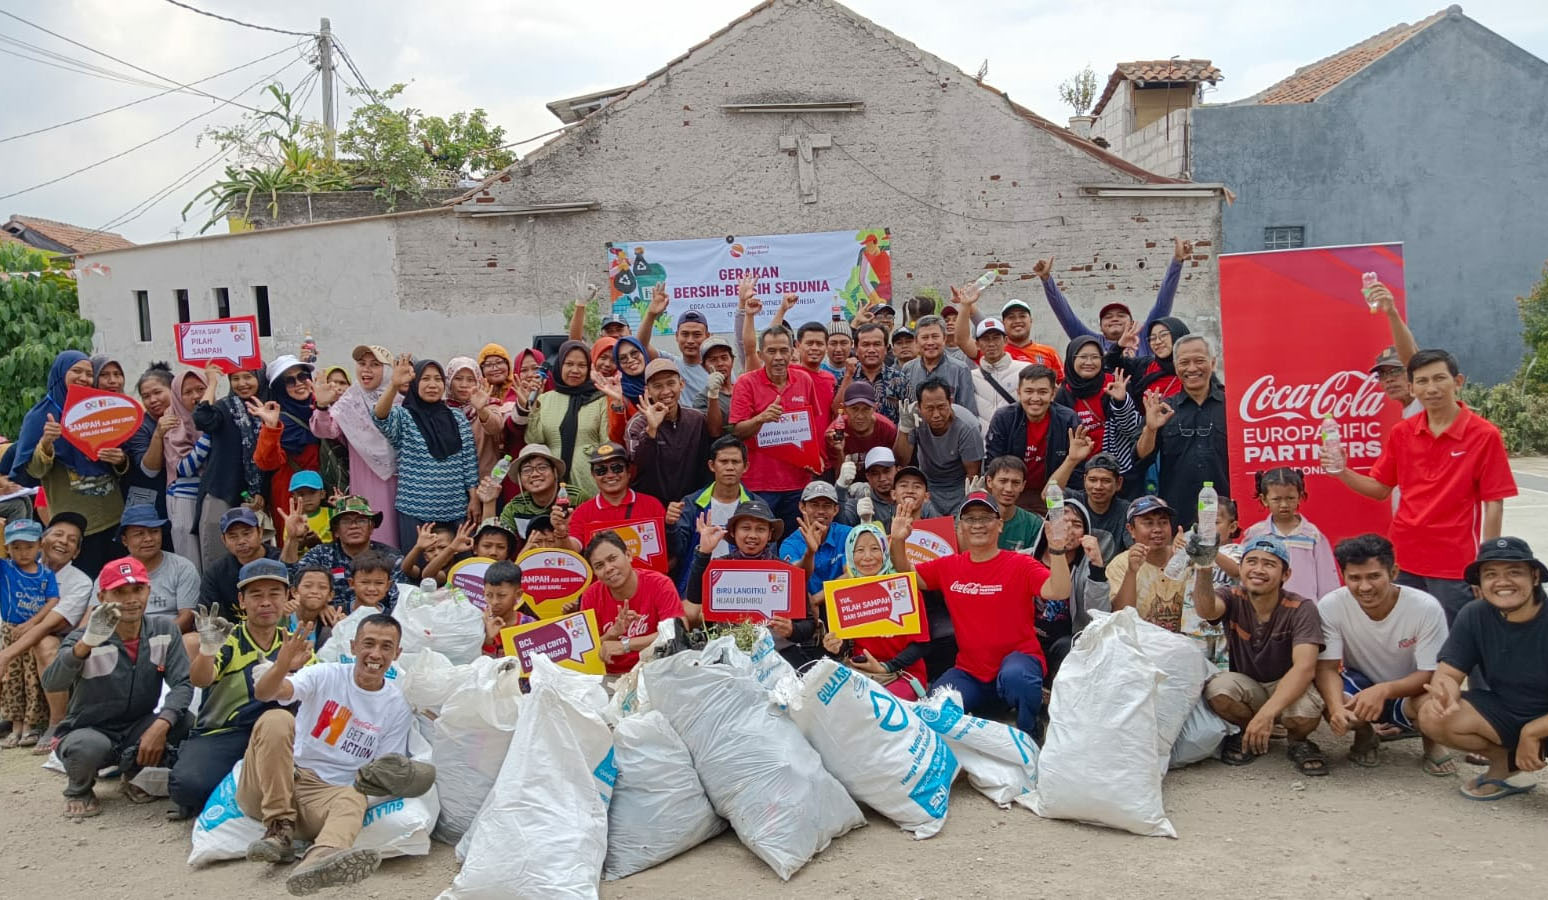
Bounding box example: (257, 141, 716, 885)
(857, 496, 875, 523)
(251, 658, 275, 684)
(836, 459, 857, 489)
(705, 371, 727, 398)
(194, 604, 235, 657)
(847, 481, 871, 500)
(1185, 529, 1219, 567)
(964, 475, 986, 495)
(80, 602, 121, 648)
(897, 401, 918, 435)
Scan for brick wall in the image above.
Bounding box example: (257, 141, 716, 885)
(239, 189, 464, 230)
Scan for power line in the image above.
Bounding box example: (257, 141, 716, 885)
(161, 0, 315, 37)
(0, 35, 174, 90)
(0, 9, 273, 115)
(0, 41, 307, 145)
(0, 51, 307, 202)
(329, 35, 379, 103)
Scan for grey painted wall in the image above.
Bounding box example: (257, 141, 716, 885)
(1191, 13, 1548, 384)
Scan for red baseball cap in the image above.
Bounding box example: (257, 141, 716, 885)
(99, 556, 151, 591)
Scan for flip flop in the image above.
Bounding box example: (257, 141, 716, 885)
(1288, 739, 1330, 776)
(121, 778, 156, 804)
(63, 793, 101, 819)
(1459, 776, 1536, 801)
(1220, 732, 1256, 766)
(17, 729, 42, 748)
(1421, 752, 1460, 777)
(0, 733, 20, 750)
(1348, 729, 1381, 768)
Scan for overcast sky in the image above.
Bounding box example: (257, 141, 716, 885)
(3, 0, 1545, 245)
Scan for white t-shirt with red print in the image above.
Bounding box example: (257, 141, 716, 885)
(288, 662, 414, 786)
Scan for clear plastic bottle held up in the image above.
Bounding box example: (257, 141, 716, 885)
(1043, 481, 1067, 546)
(489, 454, 513, 483)
(1162, 541, 1190, 580)
(1321, 417, 1346, 474)
(973, 270, 998, 292)
(1361, 272, 1381, 312)
(1196, 481, 1218, 543)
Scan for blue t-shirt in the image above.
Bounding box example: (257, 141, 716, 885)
(0, 558, 60, 625)
(779, 522, 852, 596)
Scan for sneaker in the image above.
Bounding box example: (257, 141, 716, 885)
(246, 818, 297, 863)
(285, 846, 381, 896)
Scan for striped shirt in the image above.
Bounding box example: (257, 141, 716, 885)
(374, 406, 479, 521)
(167, 434, 211, 500)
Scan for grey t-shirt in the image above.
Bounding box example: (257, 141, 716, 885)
(659, 350, 711, 409)
(92, 552, 200, 620)
(909, 404, 985, 513)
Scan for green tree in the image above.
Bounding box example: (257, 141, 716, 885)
(0, 244, 95, 436)
(339, 83, 516, 206)
(1518, 261, 1548, 391)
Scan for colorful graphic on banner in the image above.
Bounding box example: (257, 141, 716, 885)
(575, 517, 668, 574)
(904, 517, 959, 568)
(1219, 243, 1406, 543)
(604, 229, 891, 334)
(701, 559, 807, 622)
(60, 385, 145, 461)
(514, 547, 592, 619)
(824, 571, 925, 639)
(445, 557, 495, 610)
(175, 316, 262, 374)
(499, 608, 606, 675)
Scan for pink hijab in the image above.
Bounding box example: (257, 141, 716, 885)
(163, 370, 204, 475)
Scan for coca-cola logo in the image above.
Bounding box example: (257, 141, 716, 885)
(1238, 371, 1387, 423)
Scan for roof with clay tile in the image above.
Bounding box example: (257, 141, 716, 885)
(2, 214, 135, 254)
(1246, 7, 1456, 105)
(1091, 59, 1223, 117)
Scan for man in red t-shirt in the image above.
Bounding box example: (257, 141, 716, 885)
(827, 380, 909, 474)
(1327, 349, 1517, 625)
(563, 442, 669, 573)
(729, 328, 825, 535)
(889, 491, 1072, 735)
(579, 531, 684, 673)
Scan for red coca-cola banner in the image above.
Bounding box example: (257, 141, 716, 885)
(1218, 243, 1407, 544)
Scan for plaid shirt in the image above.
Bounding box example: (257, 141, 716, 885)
(852, 362, 909, 422)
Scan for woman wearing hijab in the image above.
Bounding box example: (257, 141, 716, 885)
(374, 354, 480, 550)
(311, 344, 399, 545)
(1054, 335, 1142, 485)
(477, 343, 518, 404)
(252, 355, 321, 520)
(818, 522, 930, 699)
(501, 347, 547, 456)
(136, 366, 209, 570)
(10, 351, 129, 577)
(519, 340, 610, 500)
(90, 355, 127, 394)
(444, 355, 508, 478)
(192, 361, 268, 565)
(1031, 497, 1112, 680)
(611, 336, 653, 406)
(1107, 316, 1189, 399)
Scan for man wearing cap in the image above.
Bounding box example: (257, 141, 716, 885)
(637, 287, 713, 407)
(891, 323, 919, 366)
(670, 435, 752, 593)
(286, 496, 403, 613)
(1418, 537, 1548, 798)
(986, 366, 1084, 510)
(731, 327, 827, 535)
(0, 513, 92, 751)
(311, 343, 399, 546)
(953, 282, 1062, 372)
(1371, 347, 1419, 418)
(200, 506, 282, 622)
(1325, 348, 1516, 625)
(849, 323, 909, 423)
(1032, 239, 1189, 355)
(829, 381, 910, 471)
(1109, 496, 1187, 632)
(1194, 534, 1329, 774)
(567, 442, 670, 569)
(169, 558, 312, 817)
(823, 328, 853, 382)
(692, 335, 739, 437)
(99, 504, 199, 632)
(43, 556, 193, 818)
(1066, 452, 1130, 549)
(904, 315, 978, 414)
(780, 481, 852, 598)
(964, 315, 1031, 435)
(626, 357, 712, 505)
(889, 491, 1072, 735)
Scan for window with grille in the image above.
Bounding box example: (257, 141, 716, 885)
(214, 286, 230, 318)
(1263, 226, 1305, 250)
(134, 291, 151, 342)
(175, 288, 190, 323)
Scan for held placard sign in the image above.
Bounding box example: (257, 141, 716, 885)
(575, 517, 668, 574)
(175, 315, 262, 374)
(903, 517, 958, 568)
(444, 556, 496, 610)
(701, 559, 806, 622)
(823, 571, 925, 639)
(499, 608, 606, 676)
(514, 546, 592, 619)
(61, 385, 144, 461)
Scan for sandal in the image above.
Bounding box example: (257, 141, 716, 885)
(1465, 752, 1490, 766)
(1288, 739, 1330, 776)
(64, 792, 101, 819)
(1347, 728, 1381, 768)
(121, 778, 155, 804)
(1421, 751, 1460, 777)
(31, 732, 59, 757)
(1459, 775, 1536, 801)
(0, 732, 20, 750)
(1220, 731, 1256, 766)
(18, 729, 42, 748)
(1376, 723, 1419, 742)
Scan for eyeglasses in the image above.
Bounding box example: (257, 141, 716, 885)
(518, 462, 553, 476)
(1177, 423, 1214, 438)
(279, 373, 312, 387)
(960, 515, 998, 525)
(480, 359, 508, 369)
(591, 461, 628, 476)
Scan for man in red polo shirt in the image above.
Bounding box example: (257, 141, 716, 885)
(579, 531, 684, 673)
(564, 442, 669, 573)
(888, 490, 1072, 735)
(1327, 349, 1516, 625)
(730, 327, 825, 535)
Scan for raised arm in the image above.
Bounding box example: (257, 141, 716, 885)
(1036, 256, 1096, 342)
(1140, 239, 1189, 335)
(636, 282, 668, 355)
(952, 283, 982, 359)
(1371, 283, 1418, 365)
(376, 354, 415, 420)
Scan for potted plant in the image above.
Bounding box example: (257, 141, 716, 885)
(1059, 65, 1099, 138)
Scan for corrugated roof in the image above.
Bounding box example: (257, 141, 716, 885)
(1091, 59, 1222, 117)
(3, 215, 135, 254)
(1249, 6, 1456, 105)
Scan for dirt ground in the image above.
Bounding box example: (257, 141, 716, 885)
(3, 724, 1544, 900)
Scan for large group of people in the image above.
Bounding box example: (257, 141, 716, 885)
(0, 234, 1541, 891)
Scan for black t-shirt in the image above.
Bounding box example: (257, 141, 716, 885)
(1439, 599, 1548, 720)
(201, 546, 282, 620)
(1069, 490, 1131, 551)
(1152, 382, 1230, 530)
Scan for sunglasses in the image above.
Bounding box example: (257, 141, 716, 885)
(591, 461, 628, 476)
(279, 373, 312, 387)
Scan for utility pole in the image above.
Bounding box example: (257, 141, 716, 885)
(318, 18, 335, 159)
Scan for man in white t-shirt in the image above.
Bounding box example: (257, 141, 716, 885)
(1313, 534, 1451, 774)
(245, 613, 419, 895)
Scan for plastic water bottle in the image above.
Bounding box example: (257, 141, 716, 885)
(1361, 272, 1380, 312)
(1162, 543, 1190, 580)
(300, 333, 317, 363)
(973, 270, 997, 292)
(1043, 482, 1067, 546)
(489, 454, 513, 483)
(1321, 417, 1346, 474)
(1197, 481, 1218, 544)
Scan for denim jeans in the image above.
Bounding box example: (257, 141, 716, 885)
(932, 651, 1045, 736)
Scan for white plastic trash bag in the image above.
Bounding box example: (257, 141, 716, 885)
(1033, 609, 1175, 838)
(397, 586, 487, 665)
(1169, 697, 1233, 769)
(791, 659, 958, 838)
(430, 656, 524, 845)
(916, 687, 1039, 809)
(604, 710, 726, 879)
(1116, 612, 1213, 768)
(651, 646, 864, 880)
(188, 730, 439, 867)
(397, 649, 469, 712)
(441, 654, 614, 899)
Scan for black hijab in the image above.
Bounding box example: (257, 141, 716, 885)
(1139, 317, 1190, 389)
(1059, 336, 1106, 402)
(551, 340, 600, 469)
(404, 360, 463, 461)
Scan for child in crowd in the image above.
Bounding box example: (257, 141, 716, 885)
(402, 523, 457, 582)
(242, 491, 277, 546)
(288, 564, 338, 649)
(346, 552, 395, 613)
(520, 514, 564, 551)
(288, 470, 330, 551)
(820, 523, 929, 699)
(481, 561, 536, 657)
(0, 520, 59, 748)
(1244, 467, 1339, 601)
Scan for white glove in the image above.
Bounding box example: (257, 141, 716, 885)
(705, 371, 727, 398)
(897, 401, 917, 435)
(964, 475, 986, 495)
(836, 458, 857, 489)
(194, 603, 235, 657)
(857, 496, 875, 523)
(847, 481, 872, 499)
(250, 658, 275, 684)
(80, 602, 121, 648)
